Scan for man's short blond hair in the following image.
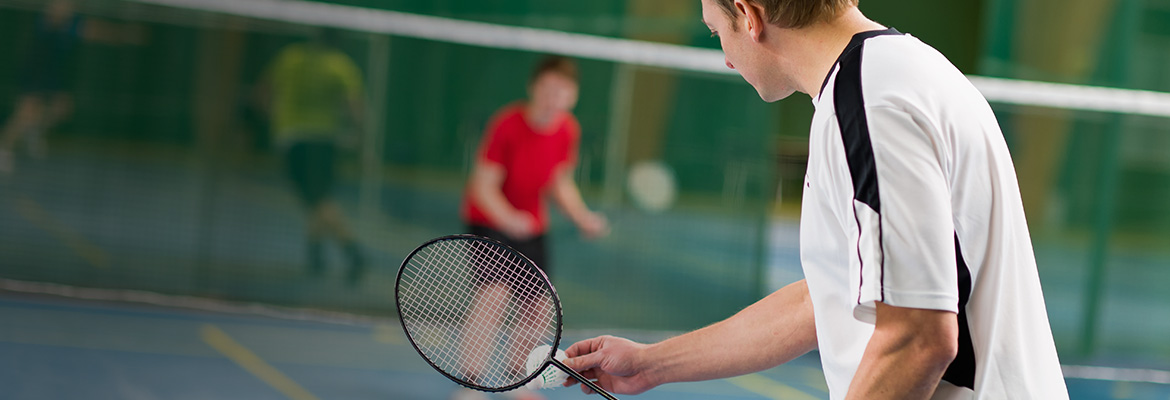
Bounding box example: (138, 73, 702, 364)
(713, 0, 859, 29)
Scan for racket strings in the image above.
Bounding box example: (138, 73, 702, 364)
(398, 238, 558, 390)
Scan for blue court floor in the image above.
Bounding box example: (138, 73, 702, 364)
(1, 291, 1168, 400)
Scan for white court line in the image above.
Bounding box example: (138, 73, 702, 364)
(0, 278, 381, 327)
(4, 278, 1170, 386)
(727, 373, 820, 400)
(1062, 364, 1170, 385)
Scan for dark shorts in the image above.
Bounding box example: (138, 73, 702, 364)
(468, 225, 551, 286)
(286, 141, 337, 208)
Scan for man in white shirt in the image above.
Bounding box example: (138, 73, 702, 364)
(562, 1, 1069, 399)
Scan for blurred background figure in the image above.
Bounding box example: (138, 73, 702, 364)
(453, 55, 608, 400)
(462, 55, 608, 252)
(0, 0, 142, 175)
(257, 28, 367, 285)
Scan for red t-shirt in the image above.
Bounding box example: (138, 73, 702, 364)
(462, 104, 580, 234)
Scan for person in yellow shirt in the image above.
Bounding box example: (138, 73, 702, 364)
(259, 29, 366, 285)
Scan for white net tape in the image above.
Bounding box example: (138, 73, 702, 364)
(124, 0, 1170, 118)
(397, 237, 558, 390)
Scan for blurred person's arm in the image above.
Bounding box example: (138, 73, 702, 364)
(336, 52, 366, 146)
(469, 161, 535, 240)
(549, 165, 607, 239)
(254, 48, 289, 117)
(347, 96, 365, 131)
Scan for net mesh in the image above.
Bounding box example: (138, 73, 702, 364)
(397, 236, 559, 390)
(0, 0, 1167, 366)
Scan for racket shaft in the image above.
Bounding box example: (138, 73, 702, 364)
(550, 358, 619, 400)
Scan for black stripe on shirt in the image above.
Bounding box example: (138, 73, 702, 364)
(943, 234, 977, 389)
(831, 28, 976, 389)
(832, 29, 900, 303)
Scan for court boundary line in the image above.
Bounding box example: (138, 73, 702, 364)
(3, 278, 1169, 386)
(0, 278, 381, 327)
(11, 196, 110, 269)
(727, 374, 821, 400)
(201, 324, 321, 400)
(1062, 365, 1170, 385)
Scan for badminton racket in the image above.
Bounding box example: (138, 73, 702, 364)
(395, 234, 618, 399)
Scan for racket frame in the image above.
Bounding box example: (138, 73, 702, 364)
(395, 234, 566, 393)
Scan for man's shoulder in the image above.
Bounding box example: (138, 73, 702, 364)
(857, 35, 977, 108)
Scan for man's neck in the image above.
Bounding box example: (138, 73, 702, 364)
(783, 8, 887, 97)
(524, 104, 556, 132)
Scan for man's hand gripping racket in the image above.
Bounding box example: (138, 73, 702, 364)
(395, 235, 619, 399)
(563, 335, 658, 396)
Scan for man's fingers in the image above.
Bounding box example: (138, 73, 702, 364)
(564, 350, 605, 373)
(565, 336, 602, 358)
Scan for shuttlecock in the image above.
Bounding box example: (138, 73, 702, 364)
(524, 344, 569, 390)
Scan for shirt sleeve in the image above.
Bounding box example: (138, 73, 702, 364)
(332, 52, 364, 100)
(264, 45, 296, 86)
(478, 111, 512, 166)
(851, 105, 958, 323)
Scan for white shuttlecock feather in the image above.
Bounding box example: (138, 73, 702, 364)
(524, 345, 569, 390)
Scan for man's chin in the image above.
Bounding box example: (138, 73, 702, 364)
(758, 88, 797, 103)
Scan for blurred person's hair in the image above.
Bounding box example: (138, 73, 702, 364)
(712, 0, 859, 29)
(529, 55, 578, 86)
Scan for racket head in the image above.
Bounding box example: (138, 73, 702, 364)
(395, 234, 564, 392)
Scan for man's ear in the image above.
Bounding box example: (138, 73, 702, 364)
(734, 0, 767, 41)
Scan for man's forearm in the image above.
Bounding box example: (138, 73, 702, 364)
(641, 280, 818, 385)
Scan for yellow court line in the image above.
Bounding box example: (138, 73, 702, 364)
(200, 324, 321, 400)
(727, 373, 821, 400)
(802, 368, 830, 392)
(13, 196, 109, 268)
(372, 323, 405, 345)
(1111, 381, 1133, 399)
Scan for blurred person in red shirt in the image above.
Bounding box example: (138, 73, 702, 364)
(452, 55, 607, 400)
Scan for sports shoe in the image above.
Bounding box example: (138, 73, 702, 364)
(345, 241, 367, 286)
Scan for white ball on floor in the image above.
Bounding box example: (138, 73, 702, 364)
(524, 344, 569, 390)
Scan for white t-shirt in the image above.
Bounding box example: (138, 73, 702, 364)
(801, 28, 1069, 399)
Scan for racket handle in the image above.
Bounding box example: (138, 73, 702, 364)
(549, 358, 619, 400)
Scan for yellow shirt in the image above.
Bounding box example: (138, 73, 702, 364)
(266, 43, 362, 144)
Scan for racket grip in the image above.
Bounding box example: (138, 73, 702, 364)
(549, 358, 619, 400)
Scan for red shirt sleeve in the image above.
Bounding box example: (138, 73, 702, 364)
(478, 108, 515, 165)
